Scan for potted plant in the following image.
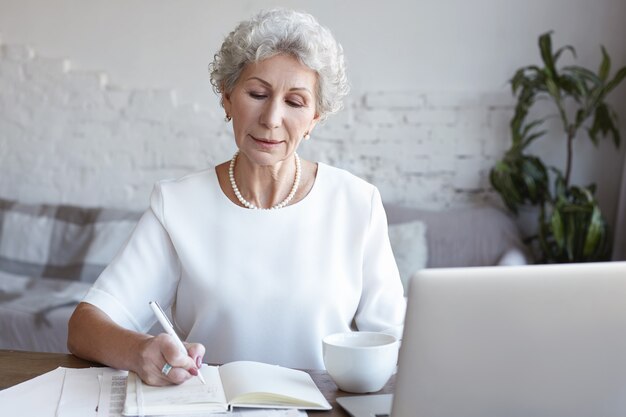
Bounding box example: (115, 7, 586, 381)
(490, 32, 625, 263)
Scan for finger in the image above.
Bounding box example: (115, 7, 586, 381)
(164, 366, 193, 385)
(185, 343, 206, 368)
(141, 361, 177, 387)
(137, 336, 178, 386)
(158, 337, 200, 378)
(164, 350, 197, 371)
(148, 363, 191, 386)
(158, 334, 197, 369)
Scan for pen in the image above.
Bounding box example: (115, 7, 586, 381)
(149, 300, 206, 384)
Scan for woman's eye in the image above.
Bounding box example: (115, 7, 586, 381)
(286, 100, 304, 108)
(249, 92, 267, 99)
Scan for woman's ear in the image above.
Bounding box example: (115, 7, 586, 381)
(221, 90, 232, 115)
(307, 113, 321, 135)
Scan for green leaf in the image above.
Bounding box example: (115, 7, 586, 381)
(605, 66, 626, 94)
(599, 46, 611, 82)
(521, 172, 538, 200)
(510, 66, 544, 95)
(583, 205, 605, 259)
(562, 66, 602, 87)
(539, 32, 556, 78)
(522, 130, 548, 148)
(580, 186, 594, 201)
(550, 208, 565, 250)
(587, 183, 597, 195)
(575, 109, 586, 127)
(588, 103, 620, 147)
(559, 73, 586, 100)
(554, 45, 577, 63)
(545, 77, 560, 100)
(587, 86, 606, 111)
(490, 163, 523, 213)
(521, 119, 545, 138)
(510, 69, 526, 95)
(553, 171, 567, 198)
(565, 208, 577, 261)
(607, 106, 621, 148)
(523, 157, 549, 203)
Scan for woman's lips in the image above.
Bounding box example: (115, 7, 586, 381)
(251, 135, 282, 148)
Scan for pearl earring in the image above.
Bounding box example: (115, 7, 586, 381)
(304, 131, 310, 140)
(225, 114, 232, 122)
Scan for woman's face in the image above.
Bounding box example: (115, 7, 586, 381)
(222, 54, 320, 167)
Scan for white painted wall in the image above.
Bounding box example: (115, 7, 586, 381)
(3, 0, 625, 105)
(1, 0, 625, 236)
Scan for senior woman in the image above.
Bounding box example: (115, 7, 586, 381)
(68, 8, 405, 386)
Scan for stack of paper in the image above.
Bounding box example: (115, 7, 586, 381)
(0, 367, 121, 417)
(0, 366, 309, 417)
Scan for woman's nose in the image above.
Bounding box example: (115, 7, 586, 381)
(259, 99, 282, 129)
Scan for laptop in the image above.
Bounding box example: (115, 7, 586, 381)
(339, 262, 626, 417)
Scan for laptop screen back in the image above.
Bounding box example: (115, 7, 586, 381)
(392, 262, 626, 417)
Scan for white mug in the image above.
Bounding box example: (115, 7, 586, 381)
(322, 331, 399, 393)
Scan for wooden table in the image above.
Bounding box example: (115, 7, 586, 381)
(0, 349, 394, 416)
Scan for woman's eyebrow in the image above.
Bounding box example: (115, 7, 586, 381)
(245, 76, 271, 86)
(245, 76, 313, 94)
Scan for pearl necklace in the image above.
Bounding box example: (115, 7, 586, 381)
(229, 151, 301, 210)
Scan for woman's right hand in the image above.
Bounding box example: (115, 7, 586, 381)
(68, 303, 206, 387)
(136, 333, 206, 386)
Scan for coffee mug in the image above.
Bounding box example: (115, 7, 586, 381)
(322, 331, 399, 393)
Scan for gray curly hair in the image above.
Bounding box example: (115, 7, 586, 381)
(209, 8, 349, 120)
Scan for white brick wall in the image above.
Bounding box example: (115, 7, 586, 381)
(0, 43, 514, 211)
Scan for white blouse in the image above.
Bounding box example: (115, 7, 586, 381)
(83, 163, 406, 369)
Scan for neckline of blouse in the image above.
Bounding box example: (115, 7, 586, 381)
(213, 161, 324, 213)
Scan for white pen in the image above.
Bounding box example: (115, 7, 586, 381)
(149, 300, 206, 384)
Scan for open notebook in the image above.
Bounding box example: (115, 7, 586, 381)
(123, 360, 331, 415)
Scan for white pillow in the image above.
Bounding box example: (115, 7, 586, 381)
(497, 248, 529, 266)
(388, 220, 428, 294)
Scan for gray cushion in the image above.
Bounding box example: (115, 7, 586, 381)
(388, 220, 428, 294)
(0, 198, 141, 282)
(384, 204, 530, 268)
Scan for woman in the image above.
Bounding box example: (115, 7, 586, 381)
(68, 8, 405, 386)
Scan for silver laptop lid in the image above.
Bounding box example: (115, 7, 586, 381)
(392, 262, 626, 417)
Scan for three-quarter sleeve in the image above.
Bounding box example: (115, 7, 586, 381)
(82, 182, 182, 332)
(354, 188, 406, 339)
